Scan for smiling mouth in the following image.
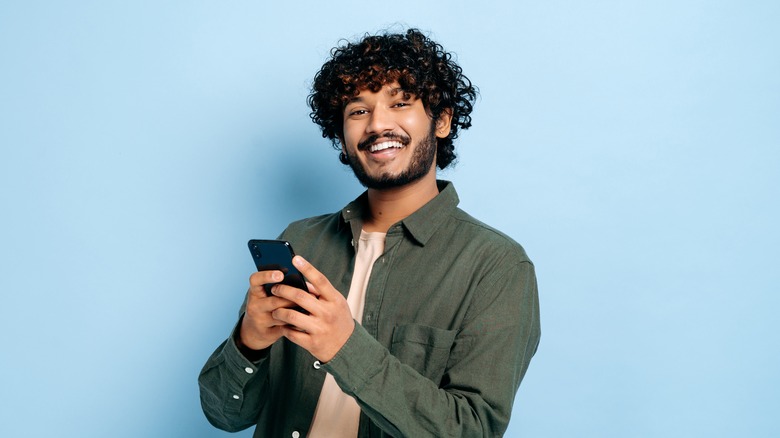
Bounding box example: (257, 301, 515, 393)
(369, 140, 404, 152)
(359, 134, 410, 152)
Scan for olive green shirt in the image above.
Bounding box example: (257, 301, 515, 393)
(199, 181, 541, 437)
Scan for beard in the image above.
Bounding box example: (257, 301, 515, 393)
(345, 125, 437, 190)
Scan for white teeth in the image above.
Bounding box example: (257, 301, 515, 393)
(369, 141, 404, 152)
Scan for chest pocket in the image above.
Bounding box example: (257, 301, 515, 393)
(390, 324, 457, 383)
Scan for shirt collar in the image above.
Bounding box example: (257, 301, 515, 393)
(340, 180, 460, 246)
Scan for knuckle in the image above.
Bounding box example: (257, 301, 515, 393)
(285, 309, 298, 324)
(270, 296, 289, 309)
(294, 290, 309, 302)
(248, 283, 267, 298)
(249, 272, 264, 285)
(310, 271, 327, 284)
(250, 271, 277, 286)
(261, 297, 280, 312)
(250, 287, 268, 299)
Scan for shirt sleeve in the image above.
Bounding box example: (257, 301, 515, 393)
(322, 260, 541, 437)
(197, 318, 271, 432)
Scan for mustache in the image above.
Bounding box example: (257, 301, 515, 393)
(357, 133, 411, 151)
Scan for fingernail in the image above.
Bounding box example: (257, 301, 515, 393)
(273, 272, 283, 281)
(293, 256, 304, 267)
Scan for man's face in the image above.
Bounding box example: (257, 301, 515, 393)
(341, 83, 447, 190)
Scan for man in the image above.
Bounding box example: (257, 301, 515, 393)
(199, 28, 540, 437)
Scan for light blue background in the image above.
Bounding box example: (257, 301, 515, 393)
(1, 1, 778, 437)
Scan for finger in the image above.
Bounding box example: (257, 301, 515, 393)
(305, 281, 321, 298)
(246, 309, 288, 329)
(280, 324, 310, 346)
(246, 293, 298, 320)
(270, 283, 320, 313)
(293, 256, 337, 300)
(249, 270, 284, 288)
(272, 306, 315, 333)
(245, 299, 298, 332)
(247, 284, 269, 299)
(248, 270, 285, 299)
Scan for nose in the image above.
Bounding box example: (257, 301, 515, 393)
(365, 105, 395, 135)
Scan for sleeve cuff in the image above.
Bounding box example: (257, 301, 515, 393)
(220, 320, 269, 383)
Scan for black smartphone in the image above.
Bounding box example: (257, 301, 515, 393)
(247, 239, 309, 293)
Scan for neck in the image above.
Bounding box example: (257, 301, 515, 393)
(363, 171, 439, 233)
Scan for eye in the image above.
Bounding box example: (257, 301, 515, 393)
(392, 93, 416, 108)
(347, 109, 368, 117)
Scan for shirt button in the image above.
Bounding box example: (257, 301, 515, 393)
(292, 431, 300, 438)
(244, 367, 254, 374)
(232, 394, 240, 400)
(313, 360, 322, 370)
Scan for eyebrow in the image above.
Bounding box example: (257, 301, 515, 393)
(345, 87, 412, 105)
(346, 95, 363, 105)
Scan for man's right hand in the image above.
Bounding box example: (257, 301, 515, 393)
(238, 270, 297, 351)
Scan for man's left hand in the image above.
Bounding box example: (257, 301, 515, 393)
(269, 255, 355, 363)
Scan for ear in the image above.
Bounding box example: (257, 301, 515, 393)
(435, 109, 453, 139)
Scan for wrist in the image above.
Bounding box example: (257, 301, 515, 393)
(233, 314, 270, 362)
(233, 328, 269, 362)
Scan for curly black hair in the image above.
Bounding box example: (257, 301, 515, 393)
(307, 28, 478, 169)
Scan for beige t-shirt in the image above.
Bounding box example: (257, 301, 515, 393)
(308, 230, 386, 437)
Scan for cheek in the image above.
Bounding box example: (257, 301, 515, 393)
(342, 123, 361, 148)
(402, 109, 433, 135)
